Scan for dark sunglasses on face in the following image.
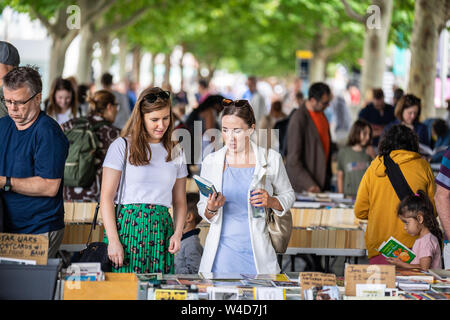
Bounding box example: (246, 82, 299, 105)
(144, 91, 171, 103)
(222, 99, 250, 108)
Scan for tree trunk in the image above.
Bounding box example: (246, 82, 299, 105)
(407, 0, 448, 119)
(119, 37, 128, 82)
(48, 37, 70, 84)
(149, 53, 156, 87)
(99, 35, 113, 76)
(360, 0, 393, 102)
(76, 24, 95, 84)
(163, 52, 171, 90)
(310, 30, 328, 83)
(131, 46, 141, 84)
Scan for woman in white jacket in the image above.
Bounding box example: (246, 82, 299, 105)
(197, 99, 295, 274)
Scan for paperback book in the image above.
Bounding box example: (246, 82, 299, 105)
(378, 236, 416, 263)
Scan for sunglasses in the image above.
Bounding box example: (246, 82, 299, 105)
(222, 99, 250, 108)
(144, 91, 171, 103)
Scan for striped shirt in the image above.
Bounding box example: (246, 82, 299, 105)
(436, 146, 450, 190)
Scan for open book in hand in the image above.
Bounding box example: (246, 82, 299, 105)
(419, 143, 448, 157)
(378, 236, 416, 263)
(193, 175, 218, 198)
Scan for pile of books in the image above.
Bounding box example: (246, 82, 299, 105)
(394, 268, 450, 300)
(64, 262, 105, 282)
(136, 272, 343, 300)
(294, 192, 355, 209)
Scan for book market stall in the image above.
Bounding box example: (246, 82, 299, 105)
(1, 180, 449, 301)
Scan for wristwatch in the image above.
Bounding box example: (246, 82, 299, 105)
(3, 177, 11, 192)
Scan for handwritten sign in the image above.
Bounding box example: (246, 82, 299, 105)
(300, 272, 336, 299)
(344, 264, 395, 296)
(0, 233, 48, 265)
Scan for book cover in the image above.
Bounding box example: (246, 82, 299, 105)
(193, 175, 217, 198)
(377, 236, 416, 263)
(428, 269, 450, 281)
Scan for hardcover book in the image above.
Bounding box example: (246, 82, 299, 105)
(193, 175, 217, 198)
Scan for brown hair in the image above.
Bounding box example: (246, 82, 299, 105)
(87, 90, 116, 117)
(347, 119, 373, 147)
(221, 99, 256, 128)
(186, 193, 202, 226)
(394, 94, 421, 123)
(121, 87, 175, 166)
(46, 77, 78, 118)
(372, 88, 384, 100)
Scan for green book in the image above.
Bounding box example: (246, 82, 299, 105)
(377, 236, 416, 263)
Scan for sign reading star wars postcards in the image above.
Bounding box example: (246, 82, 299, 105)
(344, 264, 395, 296)
(0, 233, 48, 265)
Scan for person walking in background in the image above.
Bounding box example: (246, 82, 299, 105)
(392, 87, 404, 108)
(0, 41, 20, 119)
(175, 192, 204, 274)
(337, 119, 374, 198)
(242, 76, 267, 126)
(275, 91, 304, 158)
(45, 77, 80, 125)
(62, 90, 120, 202)
(101, 87, 188, 273)
(0, 66, 69, 258)
(258, 100, 286, 151)
(384, 94, 430, 147)
(354, 124, 436, 264)
(435, 146, 450, 269)
(100, 72, 130, 130)
(197, 99, 295, 274)
(286, 82, 332, 193)
(358, 88, 395, 148)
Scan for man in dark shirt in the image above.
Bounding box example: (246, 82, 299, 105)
(358, 88, 395, 147)
(0, 66, 69, 258)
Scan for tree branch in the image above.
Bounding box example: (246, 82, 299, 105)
(29, 6, 55, 36)
(84, 0, 119, 27)
(322, 38, 350, 57)
(95, 8, 149, 39)
(340, 0, 366, 24)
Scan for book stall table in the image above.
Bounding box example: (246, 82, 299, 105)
(55, 267, 450, 301)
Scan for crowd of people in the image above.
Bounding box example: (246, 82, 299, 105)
(0, 40, 449, 275)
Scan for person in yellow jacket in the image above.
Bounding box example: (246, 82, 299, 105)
(354, 124, 436, 264)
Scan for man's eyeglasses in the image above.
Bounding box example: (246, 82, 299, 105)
(222, 99, 250, 108)
(2, 92, 39, 108)
(144, 91, 171, 103)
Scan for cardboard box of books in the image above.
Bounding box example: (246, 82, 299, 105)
(378, 236, 415, 263)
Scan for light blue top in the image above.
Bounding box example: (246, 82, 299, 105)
(211, 165, 257, 274)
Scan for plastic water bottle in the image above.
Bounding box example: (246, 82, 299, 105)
(250, 182, 265, 218)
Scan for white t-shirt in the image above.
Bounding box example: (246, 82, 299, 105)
(56, 108, 72, 125)
(103, 137, 188, 207)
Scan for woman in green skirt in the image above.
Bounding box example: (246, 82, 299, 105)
(100, 87, 188, 273)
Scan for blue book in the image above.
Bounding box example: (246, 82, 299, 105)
(193, 175, 217, 198)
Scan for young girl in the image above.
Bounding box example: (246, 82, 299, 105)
(337, 119, 374, 197)
(387, 190, 443, 270)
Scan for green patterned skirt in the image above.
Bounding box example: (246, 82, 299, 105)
(103, 203, 174, 274)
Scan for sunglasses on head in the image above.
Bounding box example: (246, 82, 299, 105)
(222, 99, 250, 108)
(144, 91, 171, 103)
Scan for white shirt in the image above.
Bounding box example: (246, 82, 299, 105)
(103, 138, 188, 207)
(56, 108, 73, 125)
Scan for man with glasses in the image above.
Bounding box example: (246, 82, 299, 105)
(0, 66, 69, 258)
(286, 82, 333, 194)
(0, 41, 20, 118)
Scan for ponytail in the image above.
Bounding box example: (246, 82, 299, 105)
(397, 190, 444, 250)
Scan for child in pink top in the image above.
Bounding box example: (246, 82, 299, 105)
(387, 190, 443, 271)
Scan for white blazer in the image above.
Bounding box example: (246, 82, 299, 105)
(197, 141, 295, 274)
